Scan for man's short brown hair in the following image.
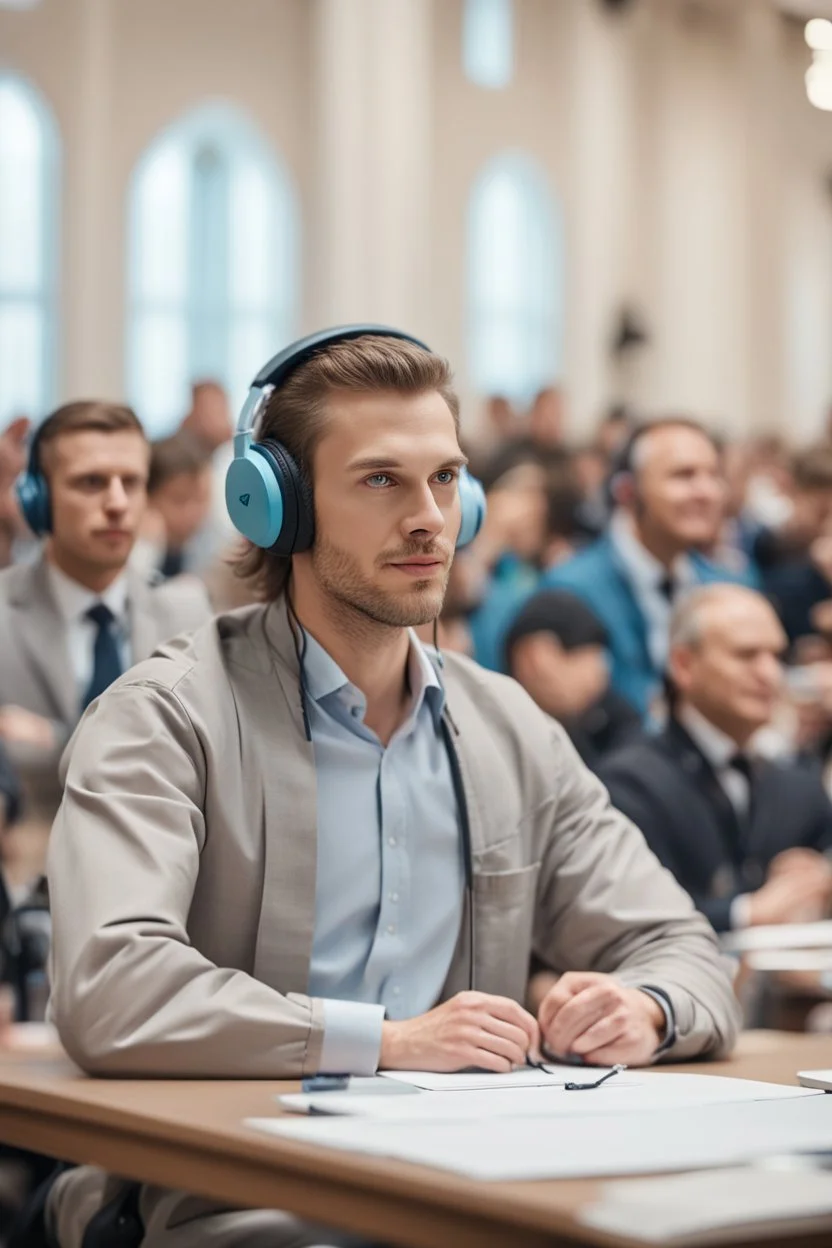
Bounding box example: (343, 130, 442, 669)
(37, 401, 146, 475)
(148, 432, 211, 495)
(792, 445, 832, 493)
(233, 334, 460, 601)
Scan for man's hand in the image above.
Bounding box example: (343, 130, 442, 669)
(379, 991, 539, 1073)
(0, 417, 30, 493)
(748, 855, 832, 926)
(538, 972, 665, 1067)
(0, 706, 57, 751)
(768, 847, 832, 881)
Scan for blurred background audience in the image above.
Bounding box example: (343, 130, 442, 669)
(2, 0, 832, 1061)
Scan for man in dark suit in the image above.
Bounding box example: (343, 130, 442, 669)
(599, 583, 832, 933)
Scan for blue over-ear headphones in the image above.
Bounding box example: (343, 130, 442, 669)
(225, 324, 487, 555)
(15, 422, 52, 537)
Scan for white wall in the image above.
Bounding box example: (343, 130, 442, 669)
(2, 0, 832, 443)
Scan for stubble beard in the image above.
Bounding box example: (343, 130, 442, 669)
(312, 533, 451, 630)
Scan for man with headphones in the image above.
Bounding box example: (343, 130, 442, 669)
(542, 418, 754, 720)
(45, 331, 738, 1248)
(0, 401, 212, 843)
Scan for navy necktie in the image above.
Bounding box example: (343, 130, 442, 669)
(83, 602, 123, 709)
(658, 574, 676, 603)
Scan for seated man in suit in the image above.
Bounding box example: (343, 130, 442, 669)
(0, 401, 212, 840)
(598, 583, 832, 933)
(143, 431, 213, 580)
(45, 329, 738, 1248)
(542, 419, 753, 719)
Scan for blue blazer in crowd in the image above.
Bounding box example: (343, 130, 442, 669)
(542, 535, 756, 719)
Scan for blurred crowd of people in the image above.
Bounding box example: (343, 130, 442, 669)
(2, 379, 832, 1034)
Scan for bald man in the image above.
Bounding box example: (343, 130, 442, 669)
(542, 420, 754, 718)
(598, 584, 832, 933)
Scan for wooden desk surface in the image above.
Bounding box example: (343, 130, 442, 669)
(0, 1030, 830, 1248)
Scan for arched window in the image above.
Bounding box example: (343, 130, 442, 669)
(463, 0, 513, 90)
(0, 75, 57, 428)
(467, 152, 562, 403)
(127, 103, 298, 437)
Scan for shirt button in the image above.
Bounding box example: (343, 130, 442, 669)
(392, 986, 401, 996)
(389, 892, 399, 903)
(351, 706, 361, 717)
(388, 837, 397, 847)
(387, 924, 396, 935)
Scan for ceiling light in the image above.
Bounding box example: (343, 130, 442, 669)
(806, 18, 832, 49)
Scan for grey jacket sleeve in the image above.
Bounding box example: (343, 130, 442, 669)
(532, 722, 741, 1060)
(47, 682, 325, 1078)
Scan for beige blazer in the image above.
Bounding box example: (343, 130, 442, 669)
(0, 557, 212, 825)
(47, 598, 741, 1077)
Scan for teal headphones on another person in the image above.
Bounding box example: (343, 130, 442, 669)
(15, 422, 52, 537)
(225, 324, 487, 553)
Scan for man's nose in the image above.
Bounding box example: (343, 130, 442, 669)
(404, 483, 445, 536)
(104, 479, 129, 511)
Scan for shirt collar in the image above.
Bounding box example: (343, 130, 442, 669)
(46, 561, 129, 627)
(302, 629, 445, 729)
(677, 703, 739, 771)
(609, 510, 693, 593)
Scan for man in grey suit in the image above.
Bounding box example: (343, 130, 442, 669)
(0, 400, 212, 839)
(46, 332, 740, 1248)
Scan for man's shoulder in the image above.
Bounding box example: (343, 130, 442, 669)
(691, 552, 758, 589)
(543, 538, 615, 592)
(139, 570, 213, 631)
(440, 648, 541, 715)
(0, 558, 40, 607)
(438, 649, 566, 761)
(598, 729, 679, 789)
(763, 752, 831, 802)
(112, 603, 267, 700)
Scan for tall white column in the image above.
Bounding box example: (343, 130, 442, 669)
(642, 1, 746, 429)
(63, 0, 121, 399)
(737, 0, 786, 436)
(309, 0, 433, 334)
(564, 0, 641, 436)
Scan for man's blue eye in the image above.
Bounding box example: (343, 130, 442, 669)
(367, 474, 391, 488)
(435, 470, 456, 485)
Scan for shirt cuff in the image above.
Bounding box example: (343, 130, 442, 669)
(638, 985, 676, 1056)
(730, 894, 752, 930)
(318, 999, 385, 1075)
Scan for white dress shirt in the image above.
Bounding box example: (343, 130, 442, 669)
(677, 703, 752, 928)
(45, 563, 131, 705)
(610, 511, 696, 670)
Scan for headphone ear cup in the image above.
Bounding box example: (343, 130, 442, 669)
(225, 445, 286, 550)
(456, 467, 487, 549)
(292, 465, 315, 554)
(15, 471, 51, 537)
(257, 439, 314, 556)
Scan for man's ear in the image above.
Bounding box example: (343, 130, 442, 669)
(610, 470, 636, 510)
(668, 644, 693, 696)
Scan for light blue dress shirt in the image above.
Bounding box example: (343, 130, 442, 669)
(303, 631, 465, 1074)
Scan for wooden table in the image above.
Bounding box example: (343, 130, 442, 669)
(0, 1030, 831, 1248)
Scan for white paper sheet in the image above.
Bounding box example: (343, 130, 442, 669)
(581, 1167, 832, 1244)
(247, 1092, 832, 1182)
(277, 1075, 817, 1122)
(377, 1065, 616, 1091)
(721, 920, 832, 953)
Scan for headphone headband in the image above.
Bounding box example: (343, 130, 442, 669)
(236, 324, 432, 441)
